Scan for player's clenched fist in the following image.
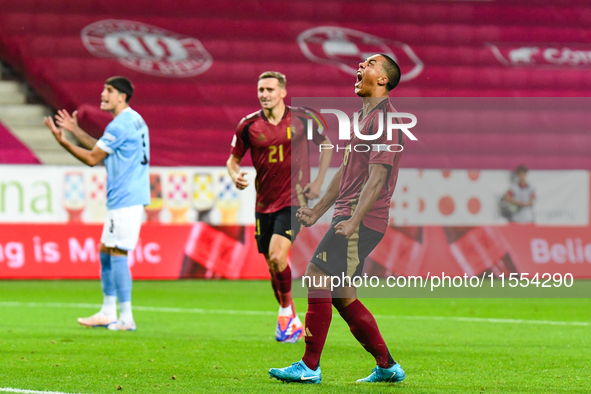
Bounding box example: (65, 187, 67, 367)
(232, 171, 249, 190)
(334, 219, 358, 239)
(296, 206, 320, 227)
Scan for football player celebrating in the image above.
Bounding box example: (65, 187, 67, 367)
(227, 71, 332, 343)
(269, 54, 406, 383)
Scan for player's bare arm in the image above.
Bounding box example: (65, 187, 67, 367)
(297, 165, 342, 227)
(226, 154, 249, 190)
(55, 109, 97, 149)
(334, 163, 389, 239)
(303, 134, 333, 200)
(44, 116, 108, 166)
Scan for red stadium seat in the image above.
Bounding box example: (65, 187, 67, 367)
(1, 0, 590, 167)
(0, 120, 40, 164)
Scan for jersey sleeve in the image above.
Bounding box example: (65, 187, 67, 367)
(96, 122, 126, 155)
(230, 118, 250, 158)
(294, 108, 327, 146)
(311, 121, 327, 145)
(368, 113, 403, 168)
(304, 113, 327, 145)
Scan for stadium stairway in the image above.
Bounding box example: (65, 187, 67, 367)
(0, 64, 79, 165)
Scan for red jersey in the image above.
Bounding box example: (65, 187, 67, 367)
(231, 106, 325, 213)
(333, 99, 405, 233)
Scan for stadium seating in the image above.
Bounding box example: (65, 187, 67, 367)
(0, 119, 40, 164)
(1, 0, 590, 168)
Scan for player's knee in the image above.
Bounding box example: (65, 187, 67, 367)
(305, 262, 325, 277)
(268, 252, 287, 272)
(300, 264, 328, 289)
(331, 297, 356, 311)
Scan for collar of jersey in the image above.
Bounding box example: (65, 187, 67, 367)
(359, 99, 389, 120)
(260, 106, 290, 123)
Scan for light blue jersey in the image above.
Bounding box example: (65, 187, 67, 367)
(96, 107, 150, 210)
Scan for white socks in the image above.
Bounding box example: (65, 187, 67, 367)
(99, 296, 133, 323)
(119, 301, 134, 323)
(279, 305, 293, 317)
(100, 295, 117, 318)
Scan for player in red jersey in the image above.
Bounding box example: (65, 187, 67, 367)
(227, 71, 332, 343)
(269, 54, 407, 383)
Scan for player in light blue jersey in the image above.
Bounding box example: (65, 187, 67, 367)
(44, 76, 149, 331)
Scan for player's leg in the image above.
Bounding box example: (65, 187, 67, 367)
(268, 262, 329, 383)
(271, 205, 304, 317)
(267, 234, 291, 308)
(77, 241, 117, 328)
(103, 205, 143, 331)
(287, 206, 303, 322)
(255, 212, 281, 304)
(268, 206, 304, 342)
(99, 245, 117, 320)
(255, 210, 297, 340)
(332, 287, 403, 382)
(296, 217, 349, 371)
(267, 268, 281, 304)
(300, 262, 333, 369)
(270, 217, 347, 382)
(267, 233, 304, 342)
(108, 246, 135, 331)
(332, 223, 404, 383)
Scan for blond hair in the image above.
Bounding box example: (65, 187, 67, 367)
(258, 71, 286, 89)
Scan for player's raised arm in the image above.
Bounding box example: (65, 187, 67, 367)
(334, 163, 388, 239)
(55, 109, 97, 149)
(227, 154, 249, 190)
(297, 164, 342, 227)
(44, 115, 107, 167)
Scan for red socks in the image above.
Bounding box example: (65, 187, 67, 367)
(301, 289, 332, 370)
(339, 299, 392, 368)
(275, 265, 293, 309)
(269, 270, 281, 304)
(301, 294, 394, 370)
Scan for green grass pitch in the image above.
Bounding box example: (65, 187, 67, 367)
(1, 280, 590, 393)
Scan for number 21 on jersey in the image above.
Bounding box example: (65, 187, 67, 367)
(268, 144, 284, 163)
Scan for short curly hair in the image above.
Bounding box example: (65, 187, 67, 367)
(379, 54, 401, 91)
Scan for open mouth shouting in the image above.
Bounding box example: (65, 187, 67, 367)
(355, 71, 363, 88)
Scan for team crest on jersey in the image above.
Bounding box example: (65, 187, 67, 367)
(297, 26, 423, 82)
(81, 19, 213, 77)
